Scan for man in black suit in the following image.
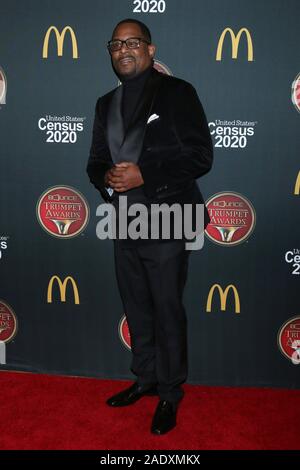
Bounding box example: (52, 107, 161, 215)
(87, 18, 213, 435)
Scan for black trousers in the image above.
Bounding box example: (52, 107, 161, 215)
(113, 239, 191, 405)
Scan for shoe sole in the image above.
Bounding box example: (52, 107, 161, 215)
(106, 390, 158, 406)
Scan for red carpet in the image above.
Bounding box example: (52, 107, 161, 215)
(0, 371, 299, 450)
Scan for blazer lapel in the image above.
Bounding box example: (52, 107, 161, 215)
(125, 67, 162, 137)
(106, 67, 163, 164)
(106, 85, 124, 164)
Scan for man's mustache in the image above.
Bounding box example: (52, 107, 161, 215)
(118, 56, 135, 63)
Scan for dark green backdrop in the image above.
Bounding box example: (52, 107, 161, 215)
(0, 0, 299, 388)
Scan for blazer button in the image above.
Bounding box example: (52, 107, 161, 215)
(146, 147, 152, 151)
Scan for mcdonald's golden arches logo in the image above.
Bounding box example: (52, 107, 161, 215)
(42, 26, 78, 59)
(294, 171, 300, 195)
(216, 28, 253, 61)
(206, 284, 240, 313)
(47, 276, 80, 304)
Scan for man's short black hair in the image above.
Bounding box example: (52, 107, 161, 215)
(112, 18, 152, 43)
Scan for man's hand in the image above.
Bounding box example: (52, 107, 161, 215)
(105, 162, 144, 192)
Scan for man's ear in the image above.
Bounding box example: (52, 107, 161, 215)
(148, 44, 156, 59)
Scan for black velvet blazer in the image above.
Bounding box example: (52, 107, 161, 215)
(87, 66, 213, 229)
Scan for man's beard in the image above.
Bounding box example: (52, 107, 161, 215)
(112, 58, 137, 81)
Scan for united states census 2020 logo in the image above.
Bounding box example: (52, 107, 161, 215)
(0, 67, 7, 105)
(36, 185, 89, 238)
(291, 73, 300, 113)
(118, 315, 131, 351)
(0, 300, 18, 343)
(278, 316, 300, 365)
(205, 192, 256, 246)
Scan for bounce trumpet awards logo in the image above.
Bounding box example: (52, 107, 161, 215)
(205, 192, 256, 246)
(278, 317, 300, 365)
(36, 186, 89, 238)
(291, 72, 300, 113)
(0, 67, 7, 105)
(153, 59, 172, 76)
(0, 301, 18, 343)
(118, 315, 131, 351)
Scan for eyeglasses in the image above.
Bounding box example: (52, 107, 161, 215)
(107, 37, 150, 53)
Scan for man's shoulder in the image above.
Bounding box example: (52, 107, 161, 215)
(96, 87, 118, 105)
(93, 86, 119, 118)
(94, 69, 196, 109)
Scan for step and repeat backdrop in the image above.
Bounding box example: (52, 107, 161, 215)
(0, 0, 299, 387)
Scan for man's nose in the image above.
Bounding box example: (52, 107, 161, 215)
(120, 42, 129, 52)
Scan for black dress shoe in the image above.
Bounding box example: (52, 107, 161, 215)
(151, 400, 177, 435)
(106, 382, 157, 407)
